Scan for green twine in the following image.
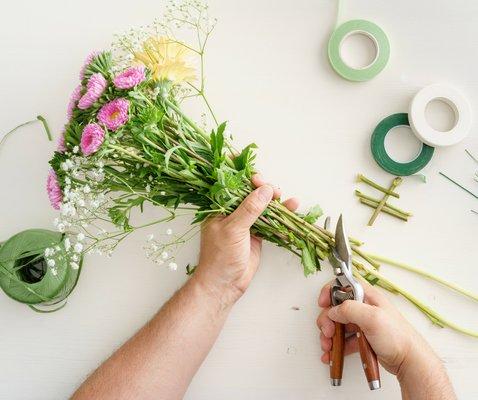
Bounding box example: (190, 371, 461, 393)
(0, 115, 52, 153)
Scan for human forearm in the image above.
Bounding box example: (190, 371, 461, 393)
(398, 343, 456, 400)
(71, 275, 233, 400)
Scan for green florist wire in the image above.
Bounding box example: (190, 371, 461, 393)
(26, 0, 477, 337)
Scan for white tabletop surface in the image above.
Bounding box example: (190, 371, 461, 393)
(1, 0, 478, 399)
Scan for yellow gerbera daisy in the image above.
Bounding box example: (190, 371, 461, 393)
(134, 36, 196, 83)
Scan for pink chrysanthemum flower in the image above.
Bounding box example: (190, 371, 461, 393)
(47, 170, 63, 210)
(113, 65, 146, 89)
(81, 123, 105, 156)
(57, 129, 67, 153)
(79, 51, 100, 81)
(67, 84, 82, 121)
(78, 73, 107, 110)
(97, 98, 129, 131)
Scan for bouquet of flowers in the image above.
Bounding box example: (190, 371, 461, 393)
(6, 0, 472, 334)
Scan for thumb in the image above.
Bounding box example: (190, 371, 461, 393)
(328, 300, 382, 335)
(226, 185, 273, 231)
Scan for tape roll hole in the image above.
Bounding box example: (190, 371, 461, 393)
(339, 31, 379, 70)
(384, 125, 423, 163)
(425, 98, 457, 132)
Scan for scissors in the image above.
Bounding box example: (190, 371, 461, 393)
(325, 214, 381, 390)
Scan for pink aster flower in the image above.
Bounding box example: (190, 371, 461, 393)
(47, 169, 63, 210)
(78, 73, 107, 110)
(57, 129, 67, 153)
(81, 123, 105, 156)
(67, 84, 82, 121)
(113, 65, 146, 89)
(97, 98, 129, 131)
(79, 51, 100, 81)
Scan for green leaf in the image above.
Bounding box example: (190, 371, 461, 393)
(83, 51, 113, 80)
(210, 122, 226, 166)
(300, 241, 318, 276)
(233, 143, 257, 173)
(303, 204, 323, 224)
(164, 145, 181, 171)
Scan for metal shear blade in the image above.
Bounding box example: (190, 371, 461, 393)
(328, 215, 364, 304)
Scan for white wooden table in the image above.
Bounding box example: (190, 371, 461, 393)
(1, 1, 477, 398)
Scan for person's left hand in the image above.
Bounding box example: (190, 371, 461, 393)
(193, 174, 299, 306)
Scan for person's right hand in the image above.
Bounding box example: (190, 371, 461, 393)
(316, 281, 456, 399)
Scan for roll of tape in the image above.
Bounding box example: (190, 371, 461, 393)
(371, 113, 435, 176)
(328, 19, 390, 82)
(409, 84, 472, 147)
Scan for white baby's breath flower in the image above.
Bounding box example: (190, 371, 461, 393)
(70, 262, 79, 270)
(47, 259, 56, 267)
(64, 238, 71, 251)
(161, 251, 168, 260)
(73, 146, 79, 154)
(51, 268, 58, 276)
(166, 228, 173, 235)
(168, 262, 178, 271)
(83, 185, 91, 194)
(77, 233, 85, 242)
(74, 243, 83, 253)
(160, 191, 166, 196)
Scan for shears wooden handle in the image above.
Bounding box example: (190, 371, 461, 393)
(357, 328, 381, 390)
(330, 323, 381, 389)
(330, 321, 345, 386)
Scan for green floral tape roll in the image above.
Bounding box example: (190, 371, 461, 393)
(328, 19, 390, 82)
(371, 113, 435, 176)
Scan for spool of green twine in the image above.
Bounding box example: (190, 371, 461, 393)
(0, 229, 81, 310)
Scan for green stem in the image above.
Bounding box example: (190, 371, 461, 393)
(365, 253, 478, 302)
(164, 98, 209, 140)
(355, 190, 411, 216)
(439, 172, 478, 199)
(107, 144, 157, 167)
(357, 173, 400, 198)
(359, 198, 409, 221)
(368, 177, 402, 226)
(355, 262, 478, 337)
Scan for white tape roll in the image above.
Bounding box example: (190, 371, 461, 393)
(409, 84, 472, 147)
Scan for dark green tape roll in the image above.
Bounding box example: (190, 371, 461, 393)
(371, 113, 434, 176)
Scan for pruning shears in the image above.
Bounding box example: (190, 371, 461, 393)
(325, 214, 381, 390)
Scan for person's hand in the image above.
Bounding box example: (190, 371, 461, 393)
(193, 174, 299, 306)
(317, 281, 456, 399)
